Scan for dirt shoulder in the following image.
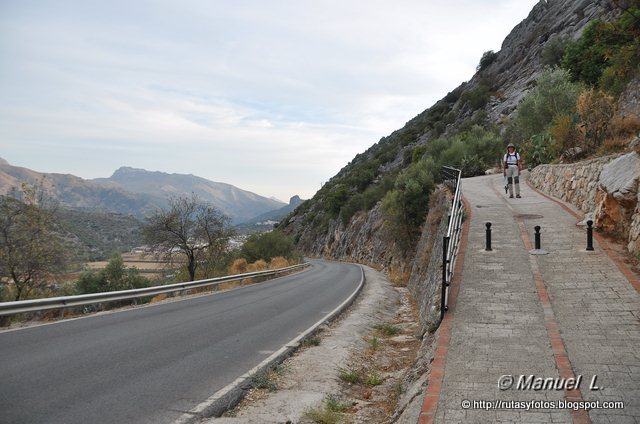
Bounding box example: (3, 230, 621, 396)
(202, 265, 423, 424)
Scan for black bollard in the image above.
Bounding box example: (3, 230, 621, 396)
(534, 226, 541, 250)
(586, 220, 594, 251)
(485, 222, 492, 251)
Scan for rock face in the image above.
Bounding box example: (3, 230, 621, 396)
(473, 0, 620, 124)
(529, 152, 640, 255)
(616, 77, 640, 121)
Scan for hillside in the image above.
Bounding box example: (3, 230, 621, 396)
(280, 0, 626, 266)
(93, 167, 285, 223)
(0, 161, 285, 223)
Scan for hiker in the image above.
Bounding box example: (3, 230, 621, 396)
(503, 143, 522, 198)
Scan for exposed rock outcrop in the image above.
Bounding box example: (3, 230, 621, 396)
(472, 0, 621, 124)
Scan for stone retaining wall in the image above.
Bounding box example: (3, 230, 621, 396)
(528, 155, 620, 213)
(528, 152, 640, 256)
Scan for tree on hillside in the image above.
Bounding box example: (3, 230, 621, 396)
(0, 185, 67, 301)
(142, 194, 234, 281)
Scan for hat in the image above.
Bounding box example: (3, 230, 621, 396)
(507, 143, 515, 148)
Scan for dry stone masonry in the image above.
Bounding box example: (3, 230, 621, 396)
(528, 147, 640, 256)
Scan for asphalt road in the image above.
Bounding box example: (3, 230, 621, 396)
(0, 260, 361, 424)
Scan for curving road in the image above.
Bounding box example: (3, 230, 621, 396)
(0, 260, 362, 424)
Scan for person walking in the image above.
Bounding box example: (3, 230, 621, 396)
(503, 143, 522, 198)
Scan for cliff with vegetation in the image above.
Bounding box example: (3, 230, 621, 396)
(281, 0, 638, 330)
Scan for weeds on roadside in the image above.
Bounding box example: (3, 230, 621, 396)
(369, 336, 379, 351)
(374, 322, 401, 336)
(250, 364, 285, 392)
(301, 335, 322, 347)
(304, 395, 351, 424)
(365, 372, 384, 386)
(338, 367, 361, 384)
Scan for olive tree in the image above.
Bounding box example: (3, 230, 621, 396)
(0, 186, 66, 301)
(142, 194, 233, 281)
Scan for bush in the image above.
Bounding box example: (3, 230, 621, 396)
(477, 50, 498, 71)
(382, 157, 436, 248)
(562, 6, 640, 95)
(521, 133, 558, 167)
(462, 84, 491, 110)
(240, 231, 300, 263)
(229, 258, 248, 275)
(247, 259, 268, 272)
(542, 36, 569, 67)
(324, 184, 348, 217)
(577, 88, 615, 151)
(507, 68, 581, 143)
(549, 113, 582, 154)
(76, 255, 150, 294)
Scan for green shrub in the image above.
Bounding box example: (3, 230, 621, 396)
(562, 5, 640, 95)
(507, 68, 581, 143)
(382, 157, 436, 248)
(542, 36, 569, 67)
(240, 231, 299, 263)
(461, 84, 491, 110)
(324, 184, 349, 217)
(477, 50, 498, 71)
(76, 255, 150, 294)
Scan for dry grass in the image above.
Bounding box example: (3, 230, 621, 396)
(269, 256, 290, 269)
(229, 258, 248, 275)
(247, 259, 268, 272)
(388, 265, 409, 287)
(609, 115, 640, 139)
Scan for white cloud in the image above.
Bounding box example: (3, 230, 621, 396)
(0, 0, 539, 200)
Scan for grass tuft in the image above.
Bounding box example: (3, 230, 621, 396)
(365, 372, 384, 386)
(374, 322, 401, 336)
(338, 367, 361, 384)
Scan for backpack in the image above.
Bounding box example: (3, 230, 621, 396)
(504, 152, 520, 167)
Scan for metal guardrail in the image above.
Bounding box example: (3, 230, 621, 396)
(0, 263, 310, 317)
(440, 166, 464, 320)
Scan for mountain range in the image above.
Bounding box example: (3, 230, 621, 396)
(0, 158, 286, 224)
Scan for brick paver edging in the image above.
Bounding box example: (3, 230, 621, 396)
(525, 179, 640, 295)
(418, 197, 472, 424)
(491, 183, 591, 424)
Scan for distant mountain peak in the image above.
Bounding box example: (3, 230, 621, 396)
(0, 157, 10, 166)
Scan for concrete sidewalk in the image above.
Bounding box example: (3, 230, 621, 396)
(424, 174, 640, 424)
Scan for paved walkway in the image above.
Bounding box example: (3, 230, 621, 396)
(420, 174, 640, 424)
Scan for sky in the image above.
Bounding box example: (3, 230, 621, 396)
(0, 0, 539, 202)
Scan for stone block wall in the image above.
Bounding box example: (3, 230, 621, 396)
(528, 155, 620, 213)
(528, 151, 640, 256)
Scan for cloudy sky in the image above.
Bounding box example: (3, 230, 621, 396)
(0, 0, 538, 202)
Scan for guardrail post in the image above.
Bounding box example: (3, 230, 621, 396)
(586, 220, 594, 251)
(485, 222, 492, 251)
(441, 236, 450, 320)
(534, 226, 541, 250)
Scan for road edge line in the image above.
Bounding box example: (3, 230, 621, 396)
(174, 263, 366, 423)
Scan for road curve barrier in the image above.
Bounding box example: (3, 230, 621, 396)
(0, 263, 311, 317)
